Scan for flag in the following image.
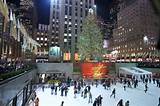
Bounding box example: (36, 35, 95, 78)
(9, 9, 13, 21)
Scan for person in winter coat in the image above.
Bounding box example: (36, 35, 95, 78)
(125, 100, 129, 106)
(93, 98, 97, 106)
(88, 92, 93, 103)
(34, 97, 39, 106)
(98, 95, 103, 106)
(158, 97, 160, 106)
(117, 99, 123, 106)
(61, 101, 64, 106)
(110, 88, 116, 98)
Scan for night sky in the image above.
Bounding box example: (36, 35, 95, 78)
(37, 0, 112, 25)
(6, 0, 112, 25)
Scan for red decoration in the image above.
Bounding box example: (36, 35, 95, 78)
(81, 62, 109, 79)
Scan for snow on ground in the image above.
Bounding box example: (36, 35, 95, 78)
(35, 82, 160, 106)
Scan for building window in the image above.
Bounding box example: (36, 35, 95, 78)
(37, 37, 39, 40)
(64, 33, 67, 36)
(75, 12, 78, 16)
(69, 34, 71, 36)
(65, 24, 67, 28)
(64, 39, 67, 42)
(69, 7, 72, 16)
(69, 0, 72, 5)
(69, 22, 72, 25)
(65, 15, 68, 18)
(75, 29, 77, 34)
(65, 6, 68, 14)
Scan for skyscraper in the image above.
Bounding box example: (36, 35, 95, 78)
(109, 0, 160, 62)
(36, 24, 49, 61)
(19, 0, 37, 38)
(49, 0, 95, 62)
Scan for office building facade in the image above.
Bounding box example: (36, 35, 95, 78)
(109, 0, 160, 62)
(36, 24, 49, 60)
(49, 0, 95, 62)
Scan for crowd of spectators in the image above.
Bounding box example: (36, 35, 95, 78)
(0, 59, 35, 75)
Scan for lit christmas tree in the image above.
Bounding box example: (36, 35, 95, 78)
(77, 9, 104, 61)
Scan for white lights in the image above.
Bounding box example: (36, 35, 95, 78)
(69, 22, 72, 25)
(64, 39, 67, 42)
(143, 36, 148, 42)
(41, 37, 43, 40)
(65, 15, 68, 18)
(45, 38, 47, 41)
(93, 5, 97, 9)
(69, 34, 71, 36)
(64, 33, 67, 36)
(36, 37, 39, 40)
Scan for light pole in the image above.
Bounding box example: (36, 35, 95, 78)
(93, 5, 97, 15)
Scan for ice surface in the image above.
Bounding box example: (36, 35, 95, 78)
(35, 82, 160, 106)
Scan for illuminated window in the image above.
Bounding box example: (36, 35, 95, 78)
(69, 22, 72, 25)
(64, 39, 67, 42)
(36, 37, 39, 40)
(45, 38, 47, 41)
(64, 33, 67, 36)
(41, 38, 43, 40)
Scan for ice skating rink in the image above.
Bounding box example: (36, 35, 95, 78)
(35, 82, 160, 106)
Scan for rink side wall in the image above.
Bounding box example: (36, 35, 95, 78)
(36, 63, 74, 78)
(115, 63, 137, 75)
(0, 69, 37, 106)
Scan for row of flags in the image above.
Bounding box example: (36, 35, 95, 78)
(120, 51, 160, 58)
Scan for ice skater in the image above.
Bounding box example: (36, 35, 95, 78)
(88, 92, 93, 103)
(42, 85, 44, 92)
(98, 95, 103, 106)
(81, 91, 83, 97)
(61, 101, 64, 106)
(55, 86, 57, 95)
(34, 97, 39, 106)
(93, 98, 97, 106)
(65, 87, 68, 96)
(51, 84, 54, 95)
(158, 97, 160, 106)
(117, 99, 123, 106)
(123, 83, 126, 91)
(144, 84, 148, 93)
(74, 89, 77, 98)
(110, 88, 116, 98)
(125, 100, 129, 106)
(84, 88, 88, 98)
